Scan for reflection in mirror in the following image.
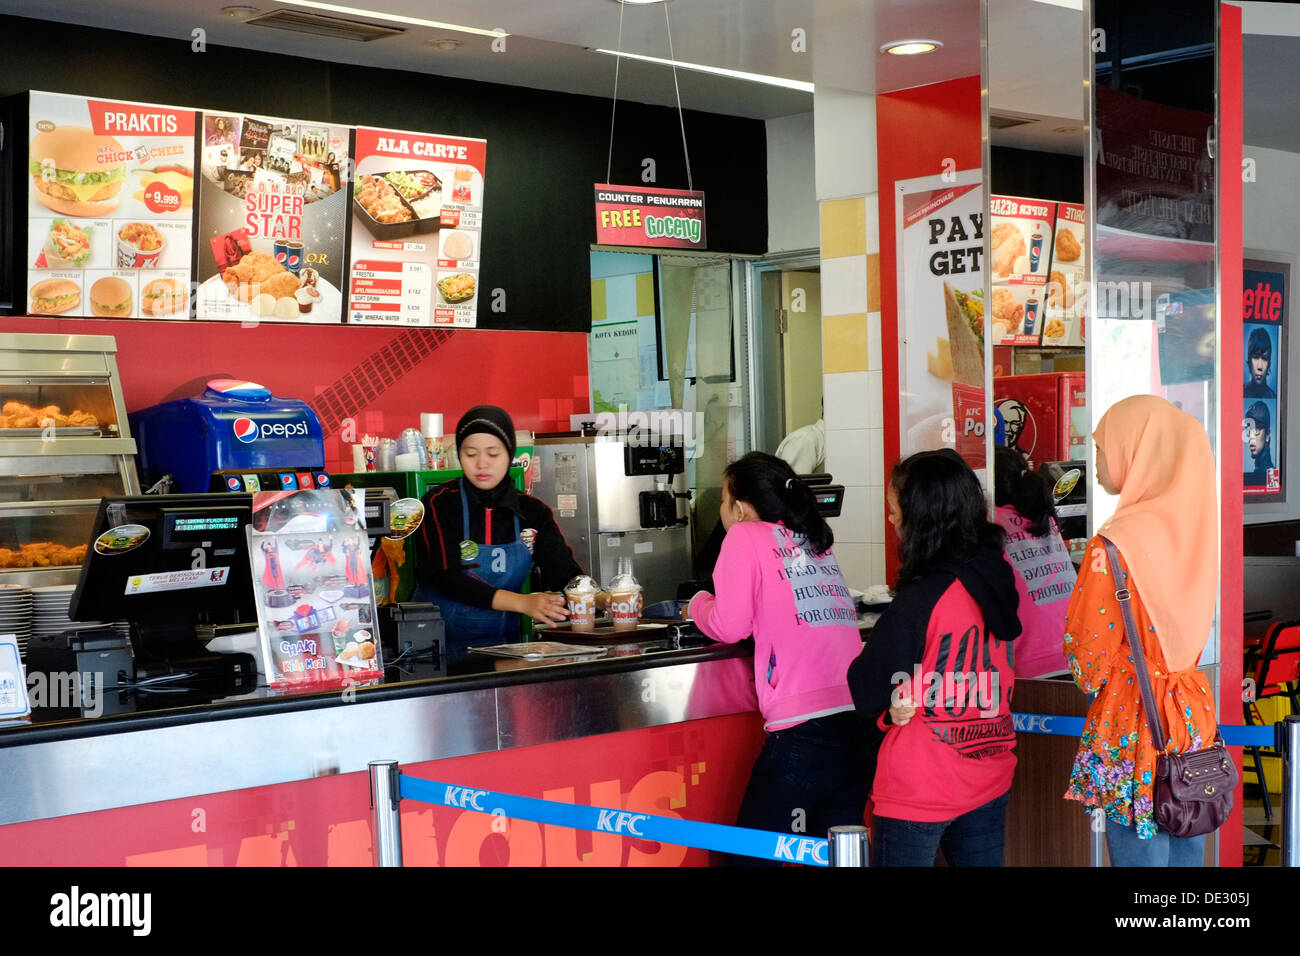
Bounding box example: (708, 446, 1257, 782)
(987, 0, 1088, 559)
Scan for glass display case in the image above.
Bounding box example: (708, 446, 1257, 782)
(0, 333, 139, 587)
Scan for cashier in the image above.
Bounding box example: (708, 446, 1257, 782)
(413, 405, 585, 662)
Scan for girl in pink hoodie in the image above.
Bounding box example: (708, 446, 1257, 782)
(688, 452, 867, 864)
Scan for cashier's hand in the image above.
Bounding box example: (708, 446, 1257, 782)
(889, 697, 917, 727)
(518, 591, 570, 625)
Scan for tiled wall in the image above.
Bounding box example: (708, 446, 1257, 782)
(819, 195, 886, 589)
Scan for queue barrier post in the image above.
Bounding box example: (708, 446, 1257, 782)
(369, 759, 404, 868)
(1282, 715, 1300, 868)
(827, 825, 869, 867)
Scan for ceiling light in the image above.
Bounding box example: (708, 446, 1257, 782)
(1033, 0, 1084, 9)
(429, 38, 463, 51)
(614, 1, 668, 4)
(592, 49, 813, 92)
(222, 5, 258, 18)
(270, 0, 507, 37)
(880, 40, 942, 56)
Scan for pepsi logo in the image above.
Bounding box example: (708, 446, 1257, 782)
(281, 475, 294, 487)
(226, 476, 241, 490)
(233, 418, 258, 443)
(315, 474, 331, 487)
(275, 251, 288, 264)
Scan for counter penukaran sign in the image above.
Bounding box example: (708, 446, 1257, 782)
(594, 184, 707, 250)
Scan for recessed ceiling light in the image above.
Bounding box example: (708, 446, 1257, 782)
(429, 38, 462, 51)
(222, 5, 259, 18)
(592, 48, 813, 92)
(270, 0, 507, 37)
(880, 39, 943, 56)
(1033, 0, 1083, 9)
(614, 1, 668, 5)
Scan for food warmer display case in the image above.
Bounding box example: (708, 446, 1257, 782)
(0, 333, 140, 587)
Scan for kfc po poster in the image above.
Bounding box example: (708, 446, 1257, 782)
(896, 171, 987, 469)
(26, 91, 196, 320)
(194, 111, 352, 324)
(347, 126, 486, 328)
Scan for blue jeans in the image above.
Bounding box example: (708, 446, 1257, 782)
(871, 791, 1010, 866)
(1105, 820, 1207, 867)
(727, 712, 870, 867)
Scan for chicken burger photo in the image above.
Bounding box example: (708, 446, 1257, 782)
(30, 126, 128, 217)
(89, 276, 133, 318)
(29, 278, 81, 315)
(140, 278, 188, 317)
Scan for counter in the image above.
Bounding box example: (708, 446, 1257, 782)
(0, 639, 766, 866)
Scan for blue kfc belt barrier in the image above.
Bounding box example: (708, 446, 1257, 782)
(1012, 712, 1273, 747)
(399, 775, 832, 866)
(397, 715, 1276, 864)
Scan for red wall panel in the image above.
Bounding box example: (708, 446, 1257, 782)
(1, 316, 590, 472)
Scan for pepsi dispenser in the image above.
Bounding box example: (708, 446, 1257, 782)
(131, 379, 327, 494)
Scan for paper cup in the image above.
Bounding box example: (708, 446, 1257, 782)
(420, 413, 443, 438)
(394, 452, 421, 471)
(609, 588, 642, 631)
(351, 444, 367, 472)
(566, 590, 597, 631)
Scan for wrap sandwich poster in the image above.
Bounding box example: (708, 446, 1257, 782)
(25, 91, 196, 320)
(346, 126, 486, 327)
(194, 111, 352, 323)
(896, 172, 987, 467)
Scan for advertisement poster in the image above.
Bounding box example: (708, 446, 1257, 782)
(593, 184, 707, 250)
(347, 126, 486, 327)
(194, 111, 352, 324)
(1042, 202, 1086, 347)
(26, 91, 196, 320)
(989, 195, 1055, 345)
(247, 488, 382, 688)
(896, 171, 986, 466)
(1243, 260, 1288, 500)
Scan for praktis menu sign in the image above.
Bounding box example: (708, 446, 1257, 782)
(594, 184, 707, 250)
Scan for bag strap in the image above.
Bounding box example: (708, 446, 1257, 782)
(1099, 536, 1169, 754)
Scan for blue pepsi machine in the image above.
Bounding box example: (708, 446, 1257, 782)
(132, 379, 327, 494)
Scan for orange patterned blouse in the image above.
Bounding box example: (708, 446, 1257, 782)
(1062, 536, 1219, 838)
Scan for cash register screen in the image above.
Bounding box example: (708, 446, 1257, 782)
(69, 494, 257, 626)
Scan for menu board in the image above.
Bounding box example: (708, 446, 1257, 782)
(1042, 202, 1086, 347)
(194, 112, 352, 323)
(25, 91, 196, 320)
(347, 126, 486, 327)
(989, 195, 1056, 346)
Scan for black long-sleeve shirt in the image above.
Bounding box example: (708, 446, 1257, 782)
(413, 479, 583, 610)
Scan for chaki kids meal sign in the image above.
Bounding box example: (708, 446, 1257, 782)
(594, 183, 707, 249)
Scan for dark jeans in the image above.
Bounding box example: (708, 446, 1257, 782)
(727, 712, 870, 867)
(871, 791, 1010, 867)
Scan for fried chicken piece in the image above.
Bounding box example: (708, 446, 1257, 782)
(2, 401, 26, 416)
(260, 272, 300, 299)
(66, 410, 99, 427)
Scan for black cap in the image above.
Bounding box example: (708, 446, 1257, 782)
(455, 405, 516, 459)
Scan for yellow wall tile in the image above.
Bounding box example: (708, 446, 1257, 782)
(866, 253, 881, 314)
(823, 313, 869, 373)
(591, 278, 607, 323)
(635, 272, 655, 317)
(821, 197, 866, 259)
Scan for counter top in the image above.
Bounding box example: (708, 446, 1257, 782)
(0, 637, 760, 825)
(0, 636, 750, 748)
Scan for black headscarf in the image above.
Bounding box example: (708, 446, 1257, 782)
(455, 405, 518, 509)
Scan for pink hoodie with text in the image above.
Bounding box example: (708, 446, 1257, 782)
(688, 521, 861, 731)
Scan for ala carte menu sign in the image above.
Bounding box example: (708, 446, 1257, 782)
(594, 184, 707, 250)
(347, 126, 486, 327)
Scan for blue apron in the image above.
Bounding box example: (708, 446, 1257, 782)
(415, 480, 532, 665)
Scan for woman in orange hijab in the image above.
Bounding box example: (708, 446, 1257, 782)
(1062, 394, 1220, 866)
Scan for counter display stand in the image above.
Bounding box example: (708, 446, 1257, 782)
(0, 333, 140, 591)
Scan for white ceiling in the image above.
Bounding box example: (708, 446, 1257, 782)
(0, 0, 1088, 124)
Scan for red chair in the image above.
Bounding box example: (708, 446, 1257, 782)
(1243, 621, 1300, 820)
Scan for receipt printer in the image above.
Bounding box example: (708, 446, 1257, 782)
(378, 602, 444, 673)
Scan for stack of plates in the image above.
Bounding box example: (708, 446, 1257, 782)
(0, 583, 33, 661)
(31, 584, 111, 641)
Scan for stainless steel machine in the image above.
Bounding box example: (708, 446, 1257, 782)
(533, 430, 692, 603)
